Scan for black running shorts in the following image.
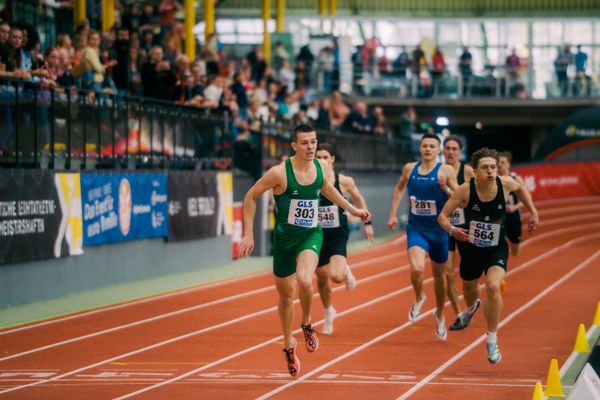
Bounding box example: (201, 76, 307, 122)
(457, 238, 509, 281)
(505, 211, 522, 244)
(318, 229, 349, 267)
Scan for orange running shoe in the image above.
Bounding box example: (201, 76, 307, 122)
(283, 345, 300, 377)
(301, 323, 319, 352)
(500, 279, 507, 292)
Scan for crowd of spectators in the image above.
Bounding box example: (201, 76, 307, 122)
(0, 3, 392, 149)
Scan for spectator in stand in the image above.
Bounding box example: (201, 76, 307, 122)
(77, 30, 117, 94)
(204, 32, 220, 76)
(0, 21, 11, 48)
(315, 97, 332, 129)
(505, 48, 520, 80)
(296, 44, 314, 81)
(128, 46, 143, 96)
(173, 53, 191, 104)
(316, 47, 334, 93)
(294, 59, 310, 89)
(329, 90, 349, 130)
(141, 29, 155, 55)
(203, 74, 224, 109)
(70, 32, 87, 68)
(3, 27, 33, 80)
(163, 30, 182, 65)
(56, 34, 74, 61)
(341, 101, 375, 135)
(377, 53, 390, 75)
(392, 46, 410, 79)
(411, 44, 427, 81)
(140, 4, 157, 33)
(111, 26, 131, 97)
(41, 46, 61, 90)
(431, 46, 446, 93)
(574, 45, 588, 96)
(252, 77, 268, 105)
(278, 59, 295, 92)
(361, 36, 378, 72)
(252, 47, 268, 83)
(158, 0, 182, 40)
(459, 46, 473, 95)
(554, 45, 572, 96)
(231, 71, 248, 118)
(372, 106, 388, 138)
(274, 41, 289, 71)
(141, 45, 176, 101)
(306, 98, 320, 121)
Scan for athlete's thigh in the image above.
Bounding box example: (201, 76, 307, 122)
(296, 249, 319, 283)
(327, 254, 347, 278)
(485, 265, 505, 288)
(408, 245, 427, 271)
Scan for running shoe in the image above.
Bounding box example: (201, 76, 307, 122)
(301, 323, 319, 352)
(434, 312, 447, 341)
(345, 266, 357, 291)
(283, 345, 300, 377)
(487, 342, 502, 364)
(322, 307, 337, 335)
(450, 298, 482, 330)
(408, 294, 427, 322)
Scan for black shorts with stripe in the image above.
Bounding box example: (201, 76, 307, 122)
(456, 238, 509, 281)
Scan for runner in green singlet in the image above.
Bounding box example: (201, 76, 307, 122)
(238, 124, 371, 377)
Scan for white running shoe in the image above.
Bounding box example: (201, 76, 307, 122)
(322, 307, 337, 335)
(434, 312, 447, 341)
(408, 294, 427, 322)
(345, 266, 356, 291)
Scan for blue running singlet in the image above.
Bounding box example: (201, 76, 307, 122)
(406, 161, 448, 232)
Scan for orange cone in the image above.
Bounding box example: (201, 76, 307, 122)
(593, 301, 600, 326)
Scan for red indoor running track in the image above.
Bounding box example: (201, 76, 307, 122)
(0, 196, 599, 399)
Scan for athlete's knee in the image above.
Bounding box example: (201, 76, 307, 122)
(279, 294, 294, 308)
(486, 281, 501, 297)
(297, 276, 313, 290)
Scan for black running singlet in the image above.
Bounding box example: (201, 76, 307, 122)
(463, 177, 506, 248)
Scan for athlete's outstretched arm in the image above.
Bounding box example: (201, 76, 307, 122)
(342, 175, 375, 243)
(438, 183, 470, 241)
(321, 178, 371, 222)
(503, 176, 539, 233)
(387, 163, 412, 230)
(239, 168, 282, 257)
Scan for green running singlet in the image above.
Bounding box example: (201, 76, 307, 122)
(272, 158, 324, 278)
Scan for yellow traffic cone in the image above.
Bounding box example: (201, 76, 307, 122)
(545, 358, 564, 397)
(574, 323, 591, 353)
(531, 382, 544, 400)
(594, 301, 600, 326)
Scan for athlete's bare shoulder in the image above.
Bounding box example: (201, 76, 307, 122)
(338, 173, 356, 192)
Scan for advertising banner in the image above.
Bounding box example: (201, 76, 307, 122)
(168, 171, 233, 241)
(0, 170, 83, 264)
(513, 161, 600, 201)
(81, 172, 168, 246)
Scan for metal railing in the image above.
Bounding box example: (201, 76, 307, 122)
(0, 82, 411, 173)
(0, 84, 233, 171)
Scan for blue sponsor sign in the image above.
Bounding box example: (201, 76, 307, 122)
(81, 173, 168, 246)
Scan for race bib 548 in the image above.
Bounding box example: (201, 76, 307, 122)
(319, 205, 340, 228)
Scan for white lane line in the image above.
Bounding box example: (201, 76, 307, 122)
(0, 260, 412, 396)
(1, 194, 580, 335)
(254, 231, 600, 400)
(0, 234, 408, 336)
(0, 251, 406, 362)
(395, 252, 600, 399)
(117, 224, 600, 400)
(2, 219, 596, 397)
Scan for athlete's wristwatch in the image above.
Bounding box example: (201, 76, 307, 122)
(364, 220, 372, 226)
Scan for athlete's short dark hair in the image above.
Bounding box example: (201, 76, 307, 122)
(498, 151, 513, 163)
(444, 135, 464, 149)
(316, 142, 336, 157)
(471, 147, 499, 169)
(292, 124, 316, 142)
(420, 133, 441, 144)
